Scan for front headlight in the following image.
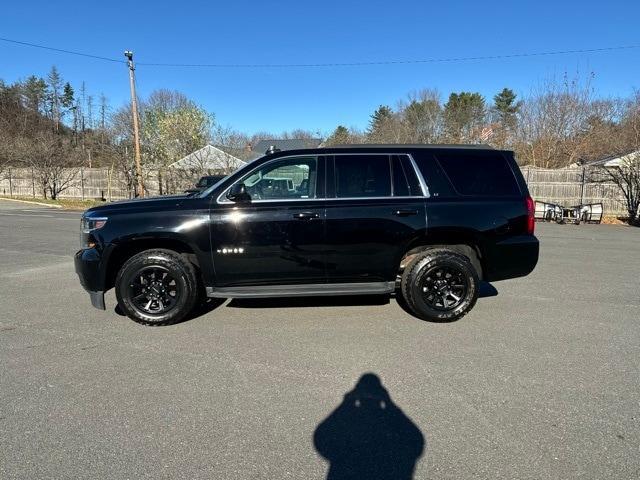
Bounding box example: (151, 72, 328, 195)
(80, 216, 108, 248)
(81, 216, 108, 233)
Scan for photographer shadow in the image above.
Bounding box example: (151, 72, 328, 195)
(314, 373, 424, 480)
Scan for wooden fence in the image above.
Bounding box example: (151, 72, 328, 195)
(0, 168, 167, 201)
(521, 167, 626, 215)
(0, 165, 629, 215)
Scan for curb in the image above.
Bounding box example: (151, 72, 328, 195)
(0, 197, 64, 209)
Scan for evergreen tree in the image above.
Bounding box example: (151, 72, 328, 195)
(22, 76, 48, 114)
(367, 105, 394, 141)
(493, 88, 520, 127)
(326, 125, 350, 145)
(62, 82, 75, 108)
(443, 92, 485, 142)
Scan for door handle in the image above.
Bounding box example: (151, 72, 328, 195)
(293, 212, 320, 220)
(394, 209, 418, 217)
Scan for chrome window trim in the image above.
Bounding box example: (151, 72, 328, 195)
(406, 154, 430, 198)
(217, 152, 430, 204)
(325, 196, 426, 202)
(216, 155, 319, 205)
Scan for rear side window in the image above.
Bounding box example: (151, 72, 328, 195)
(335, 155, 391, 198)
(391, 155, 424, 196)
(435, 152, 520, 196)
(391, 155, 410, 196)
(412, 153, 455, 197)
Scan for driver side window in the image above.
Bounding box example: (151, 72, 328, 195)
(237, 157, 317, 201)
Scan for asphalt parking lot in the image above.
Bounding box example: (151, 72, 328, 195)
(1, 198, 639, 479)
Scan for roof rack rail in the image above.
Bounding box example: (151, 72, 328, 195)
(265, 145, 281, 155)
(327, 143, 493, 149)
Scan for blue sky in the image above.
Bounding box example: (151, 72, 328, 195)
(1, 0, 639, 135)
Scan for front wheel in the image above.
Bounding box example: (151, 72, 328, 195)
(401, 249, 479, 322)
(115, 249, 199, 326)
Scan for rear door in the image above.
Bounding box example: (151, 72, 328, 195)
(324, 153, 427, 283)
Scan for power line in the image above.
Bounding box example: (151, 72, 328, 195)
(0, 37, 123, 63)
(139, 45, 640, 68)
(1, 36, 639, 69)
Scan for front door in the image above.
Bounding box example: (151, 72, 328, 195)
(210, 155, 326, 287)
(324, 153, 427, 283)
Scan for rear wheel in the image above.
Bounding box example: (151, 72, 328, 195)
(401, 249, 479, 322)
(115, 249, 199, 326)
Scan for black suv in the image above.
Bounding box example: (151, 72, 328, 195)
(75, 145, 538, 326)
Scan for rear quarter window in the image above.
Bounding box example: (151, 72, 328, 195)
(435, 151, 521, 196)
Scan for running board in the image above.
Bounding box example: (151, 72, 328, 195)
(205, 282, 395, 299)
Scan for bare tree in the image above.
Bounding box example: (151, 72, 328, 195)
(20, 133, 80, 199)
(590, 92, 640, 224)
(515, 73, 602, 167)
(0, 129, 14, 180)
(396, 89, 443, 143)
(594, 153, 640, 224)
(46, 66, 63, 133)
(211, 125, 250, 172)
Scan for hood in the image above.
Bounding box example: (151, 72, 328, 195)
(84, 194, 190, 216)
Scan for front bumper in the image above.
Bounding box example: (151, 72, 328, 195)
(88, 291, 106, 310)
(74, 248, 106, 310)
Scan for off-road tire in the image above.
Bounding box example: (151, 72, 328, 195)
(115, 249, 199, 326)
(400, 248, 479, 322)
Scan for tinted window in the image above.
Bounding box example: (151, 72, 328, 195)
(412, 153, 455, 197)
(399, 155, 423, 196)
(435, 151, 520, 196)
(237, 157, 317, 200)
(335, 155, 391, 198)
(391, 155, 410, 196)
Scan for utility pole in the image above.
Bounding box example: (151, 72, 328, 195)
(125, 50, 144, 197)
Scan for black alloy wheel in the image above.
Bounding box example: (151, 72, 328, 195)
(128, 266, 180, 315)
(115, 249, 199, 326)
(400, 248, 479, 322)
(419, 265, 469, 311)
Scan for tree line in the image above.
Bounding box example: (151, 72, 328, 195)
(326, 76, 640, 170)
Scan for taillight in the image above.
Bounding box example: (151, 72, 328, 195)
(525, 196, 535, 235)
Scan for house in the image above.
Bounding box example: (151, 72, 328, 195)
(246, 138, 323, 161)
(168, 145, 246, 174)
(568, 149, 640, 169)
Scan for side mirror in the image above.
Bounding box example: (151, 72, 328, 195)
(226, 183, 251, 203)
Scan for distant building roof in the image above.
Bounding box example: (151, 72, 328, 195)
(568, 149, 640, 168)
(168, 144, 245, 172)
(248, 138, 323, 160)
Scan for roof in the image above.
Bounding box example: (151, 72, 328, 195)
(168, 144, 246, 171)
(248, 138, 323, 160)
(329, 143, 494, 150)
(247, 143, 497, 161)
(575, 149, 640, 168)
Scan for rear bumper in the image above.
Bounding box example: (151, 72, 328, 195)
(74, 248, 106, 310)
(484, 235, 539, 282)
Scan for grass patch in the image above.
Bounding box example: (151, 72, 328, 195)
(0, 195, 106, 211)
(601, 215, 637, 225)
